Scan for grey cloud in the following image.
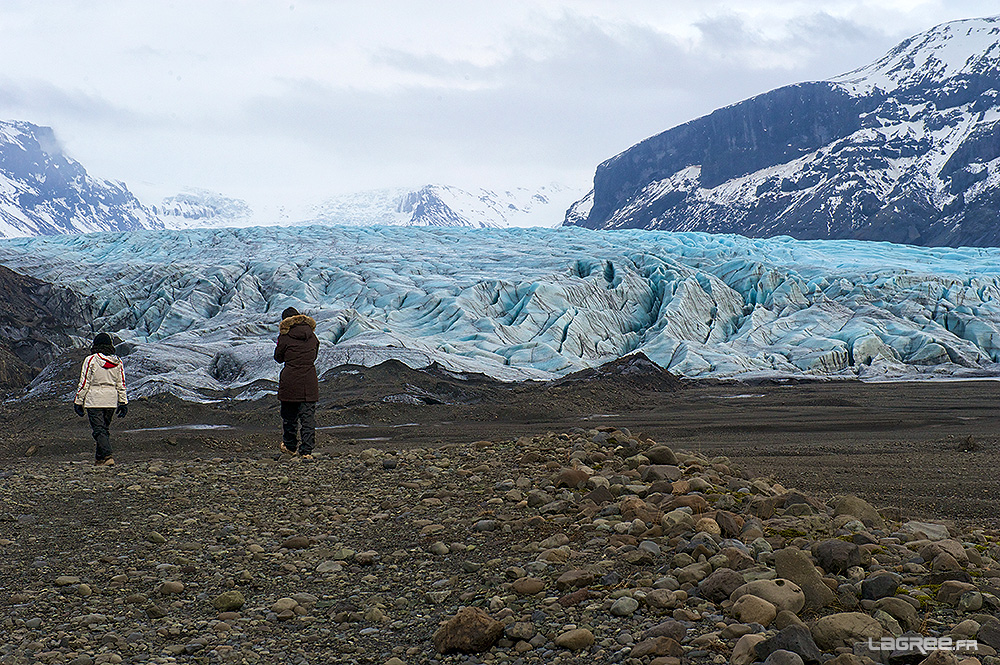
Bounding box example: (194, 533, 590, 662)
(232, 10, 911, 192)
(0, 78, 144, 127)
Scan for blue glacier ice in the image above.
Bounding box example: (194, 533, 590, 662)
(1, 225, 998, 400)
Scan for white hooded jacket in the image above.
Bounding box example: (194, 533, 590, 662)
(75, 353, 128, 408)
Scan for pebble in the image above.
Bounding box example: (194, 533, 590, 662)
(610, 596, 640, 616)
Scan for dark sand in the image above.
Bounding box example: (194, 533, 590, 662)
(2, 361, 998, 526)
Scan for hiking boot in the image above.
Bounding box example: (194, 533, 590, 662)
(279, 443, 297, 456)
(301, 454, 315, 461)
(95, 458, 115, 466)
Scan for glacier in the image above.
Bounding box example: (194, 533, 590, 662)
(0, 225, 998, 400)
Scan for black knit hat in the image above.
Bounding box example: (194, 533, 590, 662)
(281, 307, 300, 320)
(91, 332, 115, 354)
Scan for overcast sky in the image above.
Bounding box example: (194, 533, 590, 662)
(0, 1, 997, 211)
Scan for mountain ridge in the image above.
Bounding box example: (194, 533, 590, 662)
(566, 16, 1000, 247)
(0, 120, 162, 238)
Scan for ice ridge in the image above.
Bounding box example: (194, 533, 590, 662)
(0, 225, 998, 400)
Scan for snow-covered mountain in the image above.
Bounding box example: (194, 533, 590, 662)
(1, 226, 998, 400)
(566, 16, 1000, 247)
(0, 120, 162, 238)
(309, 183, 583, 228)
(154, 188, 256, 229)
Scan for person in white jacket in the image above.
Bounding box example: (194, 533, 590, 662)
(74, 333, 128, 466)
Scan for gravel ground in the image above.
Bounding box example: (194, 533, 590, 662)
(2, 426, 999, 665)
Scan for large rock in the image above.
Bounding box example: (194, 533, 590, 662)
(919, 540, 969, 566)
(755, 625, 823, 664)
(642, 619, 687, 642)
(916, 652, 960, 665)
(732, 578, 806, 615)
(556, 569, 595, 589)
(732, 633, 768, 665)
(699, 568, 746, 603)
(901, 521, 950, 541)
(631, 636, 683, 658)
(432, 607, 504, 654)
(936, 581, 977, 605)
(211, 591, 245, 612)
(555, 628, 595, 651)
(861, 572, 900, 601)
(645, 446, 678, 465)
(732, 594, 778, 626)
(978, 620, 1000, 650)
(832, 495, 884, 529)
(874, 597, 918, 631)
(812, 539, 862, 574)
(774, 548, 835, 610)
(811, 612, 884, 650)
(642, 465, 682, 482)
(764, 651, 806, 665)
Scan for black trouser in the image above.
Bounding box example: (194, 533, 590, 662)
(280, 401, 316, 455)
(87, 408, 115, 461)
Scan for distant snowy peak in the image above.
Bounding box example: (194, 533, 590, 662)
(0, 120, 161, 239)
(568, 15, 1000, 247)
(311, 183, 583, 228)
(154, 189, 255, 229)
(834, 16, 1000, 95)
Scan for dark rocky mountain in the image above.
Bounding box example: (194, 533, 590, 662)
(0, 264, 90, 389)
(565, 16, 1000, 247)
(0, 120, 161, 238)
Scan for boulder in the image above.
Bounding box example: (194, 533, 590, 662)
(555, 628, 595, 651)
(645, 446, 678, 465)
(901, 521, 950, 541)
(812, 539, 862, 574)
(732, 594, 778, 626)
(699, 568, 746, 603)
(832, 495, 884, 529)
(631, 636, 683, 658)
(774, 548, 835, 610)
(874, 597, 918, 631)
(732, 633, 767, 665)
(731, 578, 806, 614)
(811, 612, 884, 650)
(764, 650, 806, 665)
(936, 581, 977, 605)
(642, 465, 682, 482)
(432, 607, 504, 654)
(754, 624, 823, 664)
(556, 569, 595, 590)
(861, 573, 900, 601)
(211, 591, 245, 612)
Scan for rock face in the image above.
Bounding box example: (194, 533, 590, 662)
(566, 16, 1000, 248)
(0, 264, 89, 389)
(0, 120, 161, 238)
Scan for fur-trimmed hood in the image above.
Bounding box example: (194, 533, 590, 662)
(279, 314, 316, 336)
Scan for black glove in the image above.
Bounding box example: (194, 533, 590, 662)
(116, 403, 128, 418)
(74, 403, 85, 417)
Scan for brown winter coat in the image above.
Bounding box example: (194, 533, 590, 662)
(275, 314, 320, 402)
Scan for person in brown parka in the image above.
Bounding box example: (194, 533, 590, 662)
(274, 307, 320, 459)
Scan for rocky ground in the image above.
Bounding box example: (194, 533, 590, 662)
(2, 424, 999, 665)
